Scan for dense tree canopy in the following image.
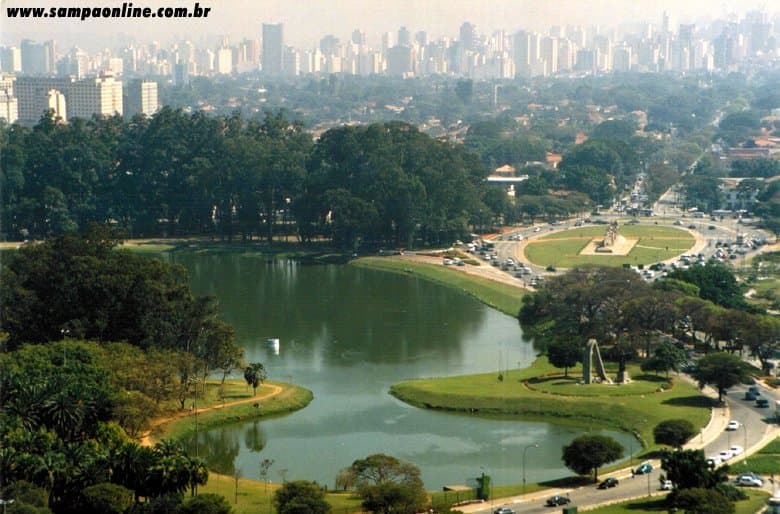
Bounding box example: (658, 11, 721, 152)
(346, 454, 427, 514)
(0, 226, 236, 356)
(561, 435, 623, 482)
(654, 419, 696, 449)
(691, 352, 753, 402)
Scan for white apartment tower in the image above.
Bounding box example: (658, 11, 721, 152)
(68, 74, 122, 119)
(46, 89, 66, 121)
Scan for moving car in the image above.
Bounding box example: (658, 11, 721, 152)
(718, 450, 734, 461)
(598, 477, 619, 489)
(726, 420, 741, 431)
(729, 445, 744, 457)
(660, 480, 673, 490)
(634, 462, 653, 475)
(545, 495, 571, 507)
(493, 507, 515, 514)
(736, 475, 763, 487)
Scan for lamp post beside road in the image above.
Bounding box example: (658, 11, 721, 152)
(522, 443, 539, 496)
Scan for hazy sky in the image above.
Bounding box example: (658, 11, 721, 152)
(1, 0, 775, 50)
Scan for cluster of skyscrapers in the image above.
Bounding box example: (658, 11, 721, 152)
(1, 9, 779, 125)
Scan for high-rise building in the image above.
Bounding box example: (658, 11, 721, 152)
(15, 76, 74, 124)
(68, 74, 123, 119)
(352, 30, 366, 46)
(215, 47, 233, 74)
(320, 35, 340, 56)
(460, 22, 476, 51)
(262, 23, 284, 75)
(46, 89, 66, 121)
(387, 45, 413, 76)
(397, 26, 411, 47)
(0, 74, 18, 123)
(123, 79, 158, 117)
(21, 39, 49, 75)
(1, 47, 22, 72)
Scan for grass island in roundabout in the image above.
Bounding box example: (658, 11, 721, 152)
(523, 224, 696, 269)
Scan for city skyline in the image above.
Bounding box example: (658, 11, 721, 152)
(1, 0, 776, 50)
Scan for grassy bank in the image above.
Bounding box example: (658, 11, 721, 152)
(199, 473, 361, 514)
(150, 381, 313, 442)
(390, 357, 713, 457)
(351, 257, 524, 316)
(584, 489, 769, 514)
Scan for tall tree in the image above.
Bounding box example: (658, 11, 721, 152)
(691, 352, 753, 402)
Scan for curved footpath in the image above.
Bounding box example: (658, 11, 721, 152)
(139, 384, 284, 447)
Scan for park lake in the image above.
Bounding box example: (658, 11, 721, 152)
(161, 252, 636, 489)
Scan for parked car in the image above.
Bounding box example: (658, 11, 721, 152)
(736, 475, 763, 487)
(634, 462, 653, 475)
(545, 495, 571, 507)
(598, 477, 619, 489)
(726, 420, 741, 431)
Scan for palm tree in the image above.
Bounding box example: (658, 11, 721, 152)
(244, 362, 267, 396)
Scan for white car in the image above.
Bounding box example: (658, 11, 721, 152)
(660, 480, 673, 490)
(706, 456, 722, 467)
(533, 227, 541, 233)
(718, 450, 734, 461)
(729, 445, 744, 457)
(736, 475, 763, 487)
(726, 420, 740, 431)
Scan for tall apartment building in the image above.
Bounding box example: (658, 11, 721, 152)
(123, 79, 158, 118)
(262, 23, 283, 75)
(15, 76, 74, 123)
(67, 75, 123, 119)
(47, 89, 66, 121)
(20, 39, 55, 75)
(0, 74, 18, 123)
(1, 47, 22, 72)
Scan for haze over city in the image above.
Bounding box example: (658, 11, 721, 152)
(1, 0, 775, 49)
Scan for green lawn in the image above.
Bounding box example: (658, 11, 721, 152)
(151, 381, 314, 442)
(390, 357, 714, 457)
(351, 257, 524, 316)
(584, 490, 769, 514)
(524, 226, 695, 269)
(199, 472, 362, 514)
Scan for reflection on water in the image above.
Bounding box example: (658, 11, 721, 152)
(169, 254, 633, 489)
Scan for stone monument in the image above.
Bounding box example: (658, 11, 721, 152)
(582, 338, 612, 384)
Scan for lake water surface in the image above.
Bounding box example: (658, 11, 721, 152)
(166, 253, 633, 489)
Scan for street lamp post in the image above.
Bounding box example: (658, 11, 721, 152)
(0, 499, 14, 514)
(522, 443, 539, 496)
